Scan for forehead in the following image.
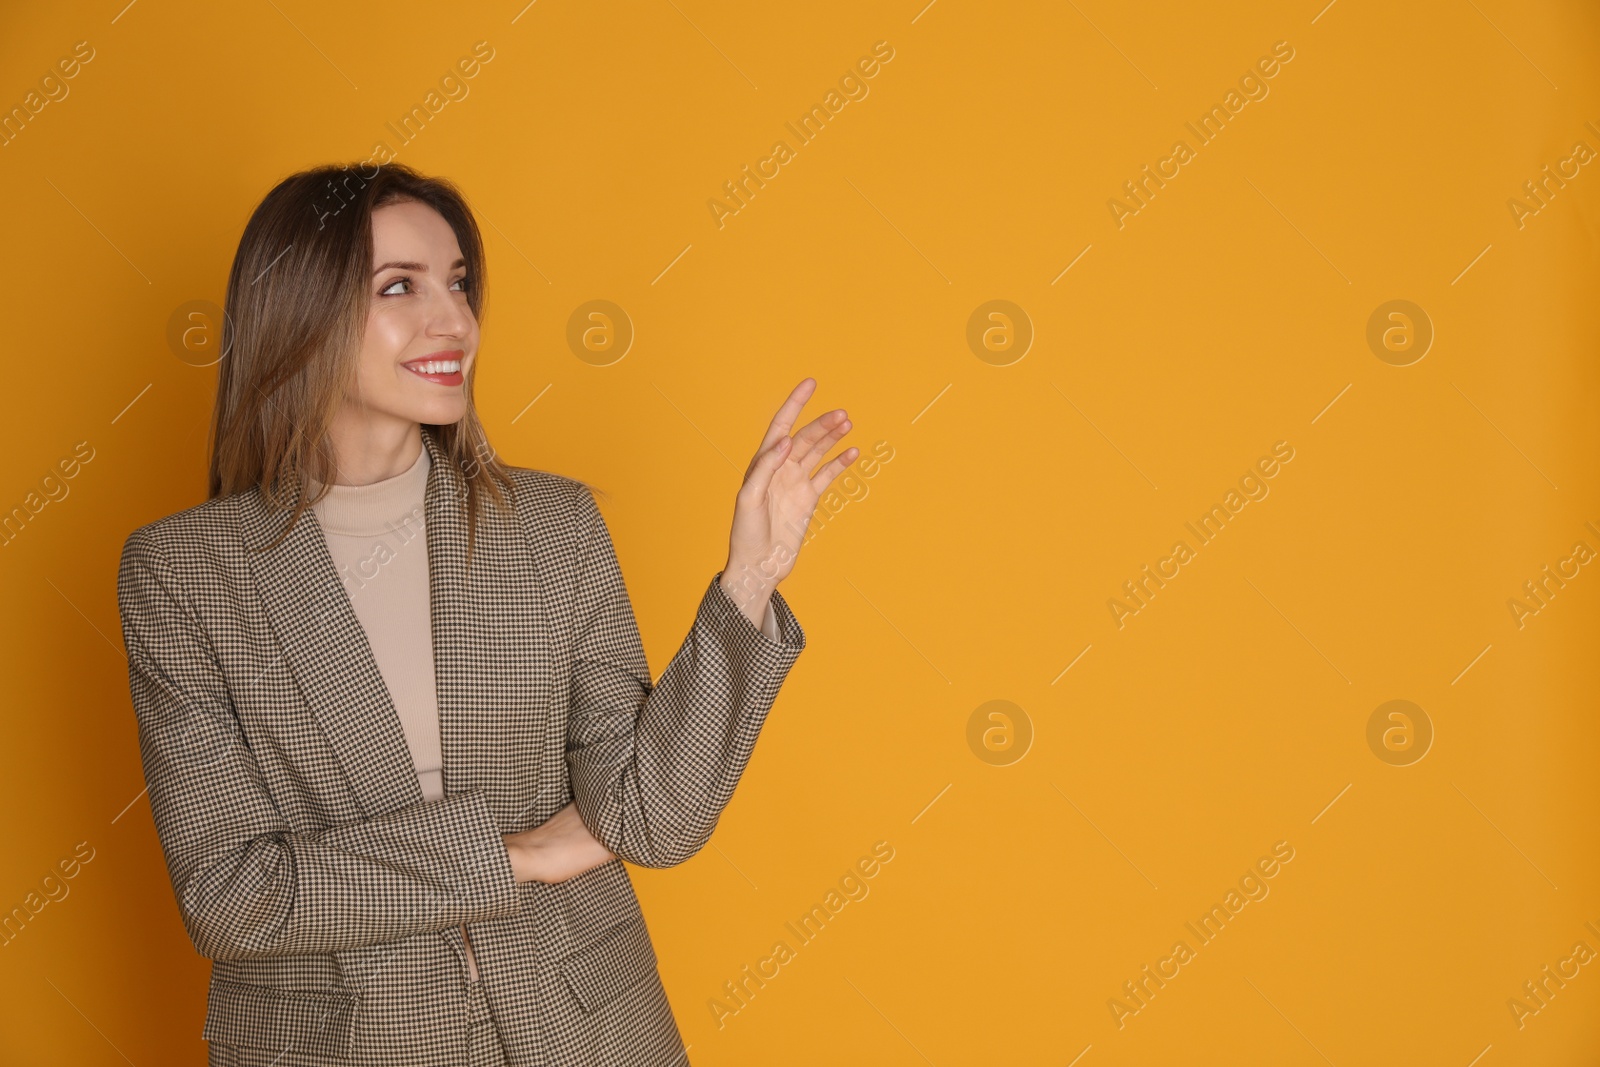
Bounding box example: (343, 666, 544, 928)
(370, 199, 463, 259)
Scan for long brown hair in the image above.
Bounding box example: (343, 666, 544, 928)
(209, 161, 518, 560)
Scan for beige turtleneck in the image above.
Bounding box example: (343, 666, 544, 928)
(309, 443, 443, 800)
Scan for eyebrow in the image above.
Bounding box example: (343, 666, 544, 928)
(372, 257, 467, 275)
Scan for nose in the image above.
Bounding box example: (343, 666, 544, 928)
(426, 280, 475, 338)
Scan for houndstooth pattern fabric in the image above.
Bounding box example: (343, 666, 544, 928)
(467, 980, 510, 1066)
(115, 425, 806, 1066)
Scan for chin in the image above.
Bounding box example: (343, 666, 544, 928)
(408, 401, 469, 427)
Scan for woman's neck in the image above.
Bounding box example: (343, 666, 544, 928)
(324, 418, 424, 486)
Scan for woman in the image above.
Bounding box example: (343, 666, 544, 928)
(115, 161, 856, 1066)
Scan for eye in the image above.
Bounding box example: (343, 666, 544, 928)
(376, 274, 469, 297)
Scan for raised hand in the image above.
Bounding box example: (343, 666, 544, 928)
(719, 378, 857, 621)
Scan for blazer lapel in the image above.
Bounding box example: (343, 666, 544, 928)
(424, 429, 555, 819)
(236, 428, 436, 820)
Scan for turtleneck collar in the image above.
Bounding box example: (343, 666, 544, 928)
(307, 442, 431, 537)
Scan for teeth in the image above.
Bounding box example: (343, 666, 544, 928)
(409, 359, 461, 374)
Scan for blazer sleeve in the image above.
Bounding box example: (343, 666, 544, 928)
(565, 486, 806, 868)
(117, 530, 520, 961)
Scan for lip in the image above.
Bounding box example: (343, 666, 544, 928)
(402, 350, 466, 387)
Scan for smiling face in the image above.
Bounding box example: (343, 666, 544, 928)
(336, 197, 479, 448)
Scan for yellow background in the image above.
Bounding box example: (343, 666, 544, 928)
(2, 0, 1597, 1063)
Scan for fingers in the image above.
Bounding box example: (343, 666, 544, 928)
(807, 446, 860, 495)
(740, 433, 792, 497)
(780, 408, 847, 472)
(755, 378, 818, 454)
(743, 379, 856, 496)
(798, 412, 852, 471)
(743, 378, 820, 482)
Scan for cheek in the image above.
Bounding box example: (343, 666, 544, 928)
(359, 314, 411, 374)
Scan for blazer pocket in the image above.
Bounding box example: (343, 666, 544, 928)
(202, 978, 358, 1059)
(557, 914, 659, 1015)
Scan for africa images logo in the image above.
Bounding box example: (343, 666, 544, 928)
(1106, 40, 1296, 229)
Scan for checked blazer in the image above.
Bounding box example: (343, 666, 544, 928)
(115, 425, 807, 1066)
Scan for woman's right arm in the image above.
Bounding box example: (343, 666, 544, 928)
(118, 530, 522, 961)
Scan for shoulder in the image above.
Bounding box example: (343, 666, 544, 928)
(501, 463, 604, 534)
(116, 491, 252, 614)
(121, 491, 245, 564)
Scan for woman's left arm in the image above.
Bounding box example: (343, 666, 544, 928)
(565, 379, 855, 869)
